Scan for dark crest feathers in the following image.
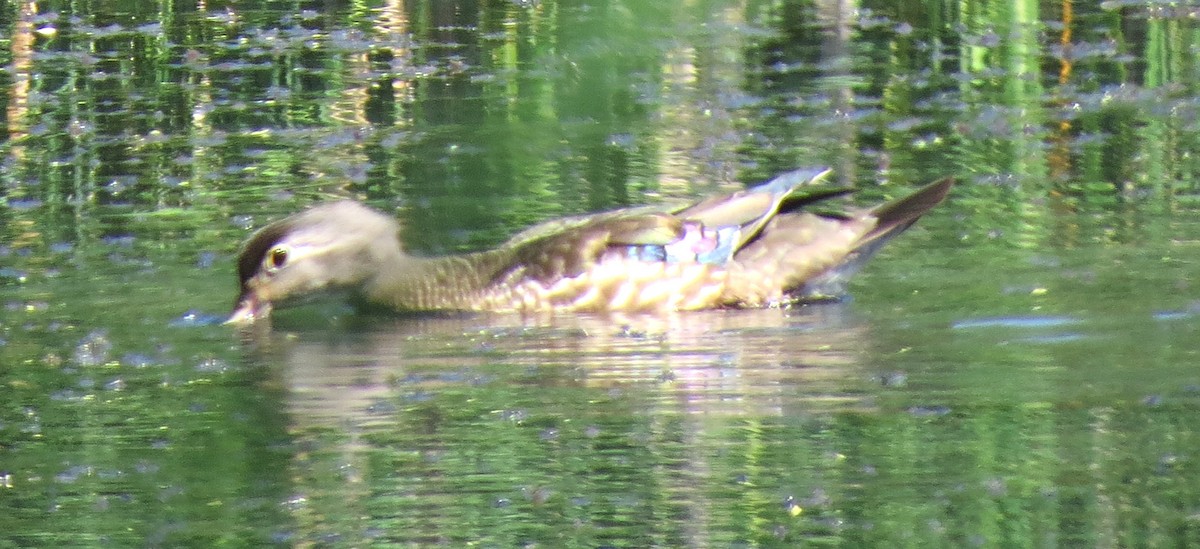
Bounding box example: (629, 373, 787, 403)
(237, 221, 295, 287)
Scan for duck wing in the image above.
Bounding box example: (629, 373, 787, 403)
(494, 167, 839, 284)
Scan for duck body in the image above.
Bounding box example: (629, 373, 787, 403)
(229, 168, 953, 323)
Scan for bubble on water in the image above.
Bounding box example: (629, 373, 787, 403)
(100, 235, 136, 247)
(122, 353, 155, 368)
(55, 465, 91, 484)
(169, 310, 224, 328)
(195, 251, 216, 269)
(7, 199, 42, 210)
(195, 357, 230, 373)
(0, 268, 27, 282)
(74, 330, 113, 367)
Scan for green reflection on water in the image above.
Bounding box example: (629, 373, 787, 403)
(4, 0, 1200, 546)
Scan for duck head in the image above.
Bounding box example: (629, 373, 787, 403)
(227, 201, 402, 325)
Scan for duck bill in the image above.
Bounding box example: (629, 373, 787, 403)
(224, 294, 270, 326)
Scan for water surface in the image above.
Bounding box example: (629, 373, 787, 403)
(4, 0, 1200, 546)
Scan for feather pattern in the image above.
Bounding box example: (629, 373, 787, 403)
(228, 168, 953, 322)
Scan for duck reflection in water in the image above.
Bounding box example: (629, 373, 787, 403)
(240, 292, 889, 545)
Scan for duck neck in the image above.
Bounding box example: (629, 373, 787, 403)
(361, 248, 515, 312)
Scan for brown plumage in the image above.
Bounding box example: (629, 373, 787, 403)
(227, 167, 953, 323)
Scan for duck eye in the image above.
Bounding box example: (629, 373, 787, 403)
(267, 247, 288, 269)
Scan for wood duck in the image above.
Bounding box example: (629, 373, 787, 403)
(228, 167, 952, 323)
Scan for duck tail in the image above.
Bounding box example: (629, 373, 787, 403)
(863, 177, 955, 247)
(798, 178, 954, 299)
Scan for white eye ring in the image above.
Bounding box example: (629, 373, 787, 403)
(265, 247, 288, 272)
